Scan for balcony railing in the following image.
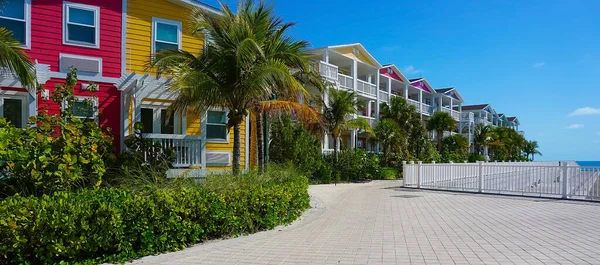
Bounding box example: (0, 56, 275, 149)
(406, 98, 420, 109)
(338, 73, 353, 90)
(379, 91, 389, 102)
(441, 107, 460, 120)
(461, 112, 475, 122)
(475, 118, 493, 127)
(356, 79, 377, 97)
(318, 61, 338, 81)
(143, 134, 202, 168)
(420, 103, 432, 115)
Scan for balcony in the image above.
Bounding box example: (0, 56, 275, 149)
(356, 79, 377, 98)
(420, 103, 433, 116)
(475, 118, 493, 127)
(406, 98, 420, 109)
(338, 73, 354, 91)
(440, 107, 460, 120)
(379, 91, 389, 102)
(358, 115, 377, 128)
(461, 112, 475, 122)
(143, 134, 203, 168)
(318, 61, 338, 81)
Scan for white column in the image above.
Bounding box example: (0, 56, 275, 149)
(438, 96, 443, 111)
(387, 77, 392, 97)
(404, 83, 409, 100)
(350, 130, 356, 149)
(375, 72, 380, 120)
(200, 111, 207, 175)
(367, 101, 372, 118)
(323, 49, 329, 63)
(418, 90, 423, 119)
(352, 60, 358, 92)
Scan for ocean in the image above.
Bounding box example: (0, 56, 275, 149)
(576, 161, 600, 167)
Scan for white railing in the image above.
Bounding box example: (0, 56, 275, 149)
(322, 149, 335, 155)
(403, 161, 600, 201)
(318, 61, 338, 81)
(441, 107, 460, 120)
(143, 134, 202, 168)
(337, 74, 353, 90)
(420, 103, 432, 115)
(442, 131, 457, 137)
(406, 98, 420, 109)
(379, 91, 389, 102)
(356, 79, 377, 97)
(461, 112, 474, 122)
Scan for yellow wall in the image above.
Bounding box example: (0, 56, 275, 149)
(332, 46, 375, 66)
(126, 0, 204, 73)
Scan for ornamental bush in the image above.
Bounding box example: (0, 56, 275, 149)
(0, 167, 310, 265)
(324, 149, 382, 182)
(0, 69, 114, 197)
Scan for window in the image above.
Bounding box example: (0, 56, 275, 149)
(152, 18, 181, 53)
(1, 97, 25, 128)
(206, 111, 227, 141)
(140, 108, 154, 133)
(63, 2, 99, 48)
(140, 107, 177, 134)
(71, 97, 97, 122)
(0, 0, 30, 47)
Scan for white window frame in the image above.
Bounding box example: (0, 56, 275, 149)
(206, 109, 229, 143)
(0, 93, 28, 128)
(63, 1, 100, 48)
(151, 17, 182, 54)
(139, 103, 182, 135)
(0, 0, 31, 49)
(66, 96, 99, 123)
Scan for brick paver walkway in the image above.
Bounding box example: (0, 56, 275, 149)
(131, 181, 600, 264)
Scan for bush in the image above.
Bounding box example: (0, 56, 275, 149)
(0, 69, 114, 197)
(324, 149, 381, 182)
(468, 153, 485, 162)
(0, 167, 309, 264)
(269, 116, 323, 178)
(380, 167, 399, 180)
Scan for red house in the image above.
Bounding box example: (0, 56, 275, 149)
(0, 0, 123, 147)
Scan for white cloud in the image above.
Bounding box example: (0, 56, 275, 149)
(533, 62, 545, 68)
(568, 107, 600, 117)
(403, 65, 421, 75)
(566, 124, 584, 129)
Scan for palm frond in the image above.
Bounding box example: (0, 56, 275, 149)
(347, 117, 374, 135)
(0, 28, 36, 89)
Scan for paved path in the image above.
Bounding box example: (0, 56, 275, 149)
(131, 181, 600, 265)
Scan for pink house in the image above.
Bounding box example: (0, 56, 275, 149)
(0, 0, 123, 147)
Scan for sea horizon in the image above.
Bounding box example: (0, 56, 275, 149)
(575, 161, 600, 167)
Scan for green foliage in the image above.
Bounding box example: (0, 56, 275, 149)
(380, 167, 399, 180)
(427, 112, 457, 151)
(488, 127, 527, 161)
(440, 134, 470, 163)
(269, 116, 323, 178)
(0, 27, 36, 88)
(0, 167, 309, 265)
(106, 122, 176, 187)
(374, 119, 403, 166)
(468, 153, 485, 163)
(0, 69, 114, 197)
(323, 149, 381, 182)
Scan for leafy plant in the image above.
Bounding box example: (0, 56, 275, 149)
(324, 149, 381, 181)
(0, 69, 114, 197)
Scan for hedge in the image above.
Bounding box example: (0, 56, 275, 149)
(0, 172, 310, 264)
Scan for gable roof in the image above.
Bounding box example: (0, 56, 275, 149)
(317, 43, 383, 68)
(434, 87, 465, 103)
(169, 0, 222, 15)
(508, 117, 518, 121)
(409, 78, 424, 82)
(409, 77, 434, 94)
(460, 104, 490, 111)
(380, 64, 408, 83)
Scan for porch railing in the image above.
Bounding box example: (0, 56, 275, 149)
(318, 61, 338, 81)
(420, 103, 432, 115)
(356, 79, 377, 97)
(403, 161, 600, 201)
(143, 134, 202, 168)
(441, 107, 460, 120)
(379, 91, 389, 102)
(461, 112, 474, 122)
(406, 98, 420, 110)
(337, 74, 353, 90)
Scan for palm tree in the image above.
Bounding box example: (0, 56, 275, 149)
(427, 112, 456, 151)
(323, 89, 373, 158)
(524, 140, 542, 161)
(374, 118, 401, 165)
(0, 27, 36, 88)
(151, 1, 315, 175)
(473, 123, 493, 155)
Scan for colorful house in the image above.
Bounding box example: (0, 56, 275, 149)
(120, 0, 252, 176)
(0, 0, 123, 147)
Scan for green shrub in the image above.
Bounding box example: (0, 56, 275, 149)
(324, 149, 381, 181)
(468, 153, 485, 162)
(379, 167, 399, 180)
(0, 69, 114, 197)
(0, 167, 309, 265)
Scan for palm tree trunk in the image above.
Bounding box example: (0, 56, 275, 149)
(233, 122, 241, 175)
(437, 130, 443, 151)
(333, 134, 338, 160)
(256, 112, 264, 175)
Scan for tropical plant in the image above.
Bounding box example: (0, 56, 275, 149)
(488, 127, 526, 161)
(322, 89, 373, 157)
(473, 123, 493, 155)
(523, 140, 542, 161)
(373, 118, 402, 165)
(151, 1, 319, 174)
(441, 134, 470, 162)
(426, 111, 457, 151)
(0, 27, 36, 88)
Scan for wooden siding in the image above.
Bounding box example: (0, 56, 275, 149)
(28, 0, 122, 78)
(126, 0, 204, 73)
(38, 78, 121, 149)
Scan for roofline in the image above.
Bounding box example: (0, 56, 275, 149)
(410, 77, 436, 95)
(168, 0, 222, 15)
(380, 64, 410, 84)
(315, 43, 383, 68)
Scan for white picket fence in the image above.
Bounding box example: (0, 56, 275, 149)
(403, 161, 600, 201)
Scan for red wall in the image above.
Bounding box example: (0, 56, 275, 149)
(39, 78, 121, 148)
(27, 0, 122, 77)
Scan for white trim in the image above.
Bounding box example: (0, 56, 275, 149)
(139, 103, 182, 134)
(68, 96, 99, 123)
(206, 109, 229, 143)
(121, 0, 127, 75)
(59, 53, 102, 77)
(0, 0, 31, 49)
(48, 72, 117, 84)
(167, 0, 222, 15)
(151, 17, 182, 55)
(205, 151, 232, 166)
(0, 91, 28, 128)
(62, 1, 100, 49)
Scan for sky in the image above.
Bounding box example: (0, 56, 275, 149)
(203, 0, 600, 161)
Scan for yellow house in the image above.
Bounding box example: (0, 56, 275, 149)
(118, 0, 252, 176)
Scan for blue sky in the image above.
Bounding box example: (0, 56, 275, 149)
(204, 0, 600, 161)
